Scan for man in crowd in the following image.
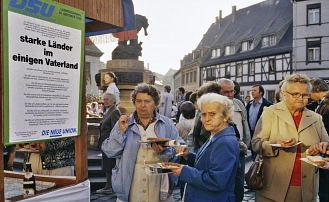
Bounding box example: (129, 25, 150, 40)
(246, 84, 272, 160)
(308, 78, 329, 202)
(218, 78, 250, 202)
(244, 95, 251, 106)
(176, 87, 185, 122)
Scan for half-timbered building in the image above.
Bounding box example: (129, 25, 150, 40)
(199, 0, 293, 101)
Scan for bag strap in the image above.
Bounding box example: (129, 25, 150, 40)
(258, 141, 263, 160)
(256, 141, 263, 174)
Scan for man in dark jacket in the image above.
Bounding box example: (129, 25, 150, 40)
(309, 78, 329, 202)
(246, 84, 272, 160)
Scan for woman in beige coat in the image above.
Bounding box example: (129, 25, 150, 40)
(251, 73, 329, 202)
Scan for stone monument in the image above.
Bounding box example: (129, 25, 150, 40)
(98, 14, 153, 114)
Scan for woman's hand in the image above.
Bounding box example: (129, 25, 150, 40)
(176, 145, 189, 160)
(321, 158, 329, 170)
(270, 138, 296, 149)
(170, 164, 184, 176)
(308, 142, 329, 156)
(151, 143, 165, 153)
(118, 114, 130, 133)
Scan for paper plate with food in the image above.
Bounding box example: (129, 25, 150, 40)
(175, 152, 184, 157)
(137, 138, 180, 147)
(301, 156, 329, 167)
(269, 138, 302, 148)
(159, 162, 181, 169)
(16, 144, 40, 153)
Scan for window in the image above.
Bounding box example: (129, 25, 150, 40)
(237, 64, 243, 76)
(189, 71, 193, 83)
(249, 62, 255, 75)
(211, 49, 216, 58)
(307, 4, 320, 25)
(267, 90, 275, 104)
(225, 66, 231, 78)
(181, 73, 185, 85)
(308, 48, 320, 61)
(262, 37, 269, 47)
(207, 68, 216, 77)
(269, 59, 275, 73)
(225, 44, 235, 55)
(193, 71, 197, 82)
(262, 35, 276, 47)
(186, 72, 189, 84)
(241, 40, 254, 52)
(206, 68, 216, 81)
(216, 48, 221, 57)
(211, 48, 221, 58)
(307, 38, 321, 63)
(270, 36, 276, 45)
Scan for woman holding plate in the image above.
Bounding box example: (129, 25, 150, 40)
(101, 83, 184, 202)
(251, 73, 329, 202)
(172, 93, 240, 201)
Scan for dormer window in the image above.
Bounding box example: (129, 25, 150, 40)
(241, 40, 254, 52)
(225, 44, 235, 55)
(262, 35, 276, 47)
(211, 48, 221, 58)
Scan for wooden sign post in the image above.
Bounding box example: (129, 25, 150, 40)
(1, 0, 123, 200)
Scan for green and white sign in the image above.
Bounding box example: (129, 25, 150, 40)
(3, 0, 85, 145)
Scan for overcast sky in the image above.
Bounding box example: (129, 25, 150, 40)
(97, 0, 265, 75)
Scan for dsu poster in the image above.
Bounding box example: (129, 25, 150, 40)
(3, 0, 85, 145)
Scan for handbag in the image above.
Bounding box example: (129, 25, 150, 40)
(245, 141, 264, 190)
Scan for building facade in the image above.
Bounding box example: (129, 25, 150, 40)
(199, 0, 293, 102)
(85, 39, 104, 97)
(177, 0, 329, 102)
(292, 0, 329, 82)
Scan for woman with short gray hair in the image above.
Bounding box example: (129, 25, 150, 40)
(172, 93, 240, 201)
(96, 92, 121, 194)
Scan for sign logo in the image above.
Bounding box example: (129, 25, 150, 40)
(9, 0, 55, 17)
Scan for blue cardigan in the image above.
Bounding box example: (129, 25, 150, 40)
(102, 111, 185, 202)
(180, 127, 240, 202)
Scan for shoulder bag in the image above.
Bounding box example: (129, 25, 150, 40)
(245, 141, 264, 190)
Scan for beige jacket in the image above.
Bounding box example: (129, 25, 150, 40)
(251, 101, 329, 202)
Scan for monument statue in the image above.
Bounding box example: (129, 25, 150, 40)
(100, 14, 153, 114)
(112, 14, 149, 60)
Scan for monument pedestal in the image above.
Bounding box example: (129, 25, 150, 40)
(99, 59, 153, 114)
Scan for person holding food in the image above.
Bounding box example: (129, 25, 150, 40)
(251, 73, 329, 202)
(171, 93, 240, 201)
(101, 83, 185, 202)
(17, 138, 75, 176)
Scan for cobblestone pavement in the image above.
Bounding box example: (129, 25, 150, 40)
(90, 153, 256, 201)
(90, 186, 256, 201)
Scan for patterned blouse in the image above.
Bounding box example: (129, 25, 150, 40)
(25, 137, 75, 170)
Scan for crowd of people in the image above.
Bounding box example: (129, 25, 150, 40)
(100, 73, 329, 202)
(6, 71, 329, 202)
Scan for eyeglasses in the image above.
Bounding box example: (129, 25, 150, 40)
(284, 91, 310, 99)
(221, 90, 236, 95)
